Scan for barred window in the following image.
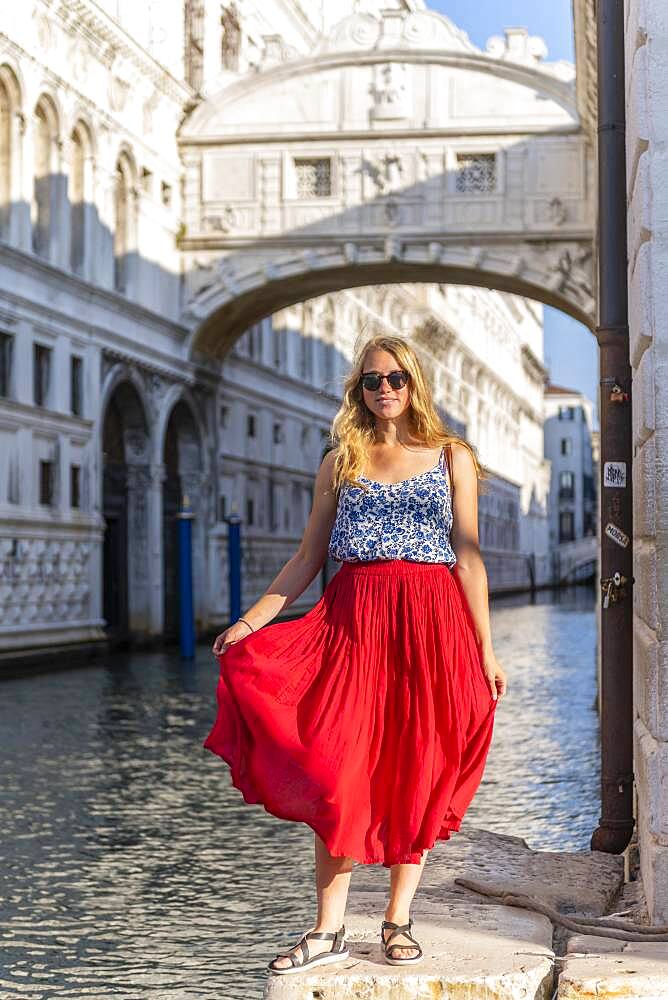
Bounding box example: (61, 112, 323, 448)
(455, 153, 496, 194)
(295, 158, 331, 199)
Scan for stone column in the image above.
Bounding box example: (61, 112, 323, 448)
(625, 0, 668, 922)
(181, 470, 208, 629)
(125, 463, 151, 636)
(147, 463, 165, 636)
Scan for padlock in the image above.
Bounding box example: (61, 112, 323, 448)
(610, 382, 629, 403)
(601, 572, 628, 607)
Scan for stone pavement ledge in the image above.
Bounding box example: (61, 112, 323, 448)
(264, 827, 624, 1000)
(557, 880, 668, 999)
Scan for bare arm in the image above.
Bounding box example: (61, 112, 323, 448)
(449, 443, 507, 699)
(212, 450, 339, 654)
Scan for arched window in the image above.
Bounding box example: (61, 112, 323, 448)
(69, 124, 87, 275)
(32, 97, 58, 259)
(0, 66, 20, 242)
(114, 153, 134, 293)
(0, 78, 11, 239)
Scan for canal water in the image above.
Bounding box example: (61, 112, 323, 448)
(1, 585, 598, 999)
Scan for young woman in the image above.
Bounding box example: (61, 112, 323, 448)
(205, 333, 507, 975)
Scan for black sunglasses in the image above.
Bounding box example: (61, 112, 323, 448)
(359, 370, 410, 392)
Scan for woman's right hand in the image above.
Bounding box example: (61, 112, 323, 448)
(212, 620, 253, 657)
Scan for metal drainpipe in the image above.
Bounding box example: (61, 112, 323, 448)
(590, 0, 635, 854)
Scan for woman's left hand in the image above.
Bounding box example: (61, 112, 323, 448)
(481, 648, 507, 702)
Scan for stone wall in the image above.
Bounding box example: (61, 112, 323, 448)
(625, 0, 668, 923)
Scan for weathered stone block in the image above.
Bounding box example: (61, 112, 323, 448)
(632, 435, 656, 538)
(634, 540, 658, 631)
(628, 149, 652, 271)
(646, 243, 668, 367)
(652, 352, 668, 439)
(558, 939, 668, 998)
(629, 240, 654, 368)
(638, 824, 668, 924)
(648, 148, 668, 234)
(632, 345, 655, 448)
(626, 45, 650, 199)
(625, 0, 648, 83)
(634, 615, 658, 733)
(652, 427, 668, 532)
(634, 717, 668, 836)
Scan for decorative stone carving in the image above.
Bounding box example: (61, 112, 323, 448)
(202, 207, 237, 233)
(486, 28, 548, 66)
(549, 197, 568, 226)
(372, 63, 411, 121)
(109, 54, 134, 112)
(0, 537, 92, 626)
(261, 34, 297, 67)
(221, 4, 241, 71)
(365, 154, 405, 196)
(322, 10, 476, 55)
(69, 38, 90, 83)
(101, 351, 119, 386)
(404, 11, 475, 51)
(328, 13, 379, 51)
(548, 243, 593, 304)
(142, 89, 160, 135)
(35, 13, 54, 52)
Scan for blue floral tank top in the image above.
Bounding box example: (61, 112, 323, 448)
(328, 447, 456, 566)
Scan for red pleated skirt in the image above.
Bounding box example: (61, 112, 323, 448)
(204, 559, 497, 867)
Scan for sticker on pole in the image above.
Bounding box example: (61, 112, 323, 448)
(605, 522, 629, 548)
(603, 462, 626, 488)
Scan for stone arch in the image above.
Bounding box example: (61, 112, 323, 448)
(68, 118, 94, 276)
(0, 64, 22, 241)
(161, 393, 206, 637)
(100, 375, 152, 643)
(184, 242, 595, 363)
(113, 147, 137, 294)
(31, 92, 60, 260)
(179, 6, 594, 359)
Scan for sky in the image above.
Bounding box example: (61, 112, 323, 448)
(428, 1, 598, 421)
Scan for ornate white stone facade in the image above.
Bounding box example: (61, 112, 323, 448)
(180, 4, 596, 352)
(0, 0, 588, 659)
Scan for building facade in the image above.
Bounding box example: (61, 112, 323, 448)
(544, 384, 596, 546)
(0, 0, 562, 661)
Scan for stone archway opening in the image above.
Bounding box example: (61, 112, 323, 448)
(162, 399, 204, 639)
(101, 381, 150, 644)
(187, 256, 595, 363)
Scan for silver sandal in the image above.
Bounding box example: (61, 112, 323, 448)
(267, 925, 348, 975)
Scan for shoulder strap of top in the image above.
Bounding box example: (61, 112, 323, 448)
(444, 443, 454, 497)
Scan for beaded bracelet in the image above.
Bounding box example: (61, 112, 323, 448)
(238, 616, 254, 633)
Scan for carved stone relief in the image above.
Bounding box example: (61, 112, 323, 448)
(0, 537, 92, 626)
(371, 63, 411, 121)
(108, 54, 134, 112)
(202, 207, 239, 234)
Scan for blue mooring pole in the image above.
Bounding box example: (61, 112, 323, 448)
(226, 511, 242, 625)
(177, 494, 195, 659)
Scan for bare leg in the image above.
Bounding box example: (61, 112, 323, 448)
(383, 850, 428, 960)
(269, 832, 354, 969)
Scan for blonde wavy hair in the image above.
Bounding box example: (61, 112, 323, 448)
(328, 334, 485, 493)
